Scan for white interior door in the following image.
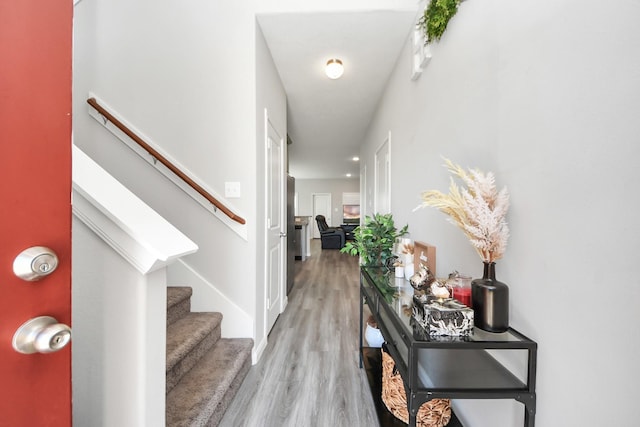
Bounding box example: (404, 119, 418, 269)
(265, 112, 285, 333)
(312, 193, 331, 239)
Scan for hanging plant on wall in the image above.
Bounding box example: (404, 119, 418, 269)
(418, 0, 462, 44)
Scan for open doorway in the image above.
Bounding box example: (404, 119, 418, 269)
(312, 193, 332, 239)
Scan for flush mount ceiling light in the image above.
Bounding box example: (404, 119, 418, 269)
(325, 59, 344, 79)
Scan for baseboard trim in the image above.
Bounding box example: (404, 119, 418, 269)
(252, 335, 268, 365)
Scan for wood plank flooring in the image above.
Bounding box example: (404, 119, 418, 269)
(220, 239, 380, 427)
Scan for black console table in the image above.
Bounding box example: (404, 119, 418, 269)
(359, 267, 537, 427)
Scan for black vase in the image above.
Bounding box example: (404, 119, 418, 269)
(471, 262, 509, 333)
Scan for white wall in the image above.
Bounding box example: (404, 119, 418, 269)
(257, 0, 416, 14)
(72, 219, 167, 427)
(361, 0, 640, 425)
(295, 178, 360, 227)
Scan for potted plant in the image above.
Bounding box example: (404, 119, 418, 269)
(340, 213, 408, 267)
(417, 158, 511, 332)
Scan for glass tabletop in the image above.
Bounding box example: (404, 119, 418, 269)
(361, 266, 534, 345)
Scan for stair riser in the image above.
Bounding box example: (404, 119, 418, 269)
(167, 297, 191, 327)
(166, 324, 221, 394)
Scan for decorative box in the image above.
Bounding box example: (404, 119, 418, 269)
(412, 298, 474, 337)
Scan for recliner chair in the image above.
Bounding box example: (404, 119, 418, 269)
(315, 215, 346, 249)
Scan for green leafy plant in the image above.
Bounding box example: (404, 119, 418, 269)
(340, 213, 408, 267)
(418, 0, 461, 44)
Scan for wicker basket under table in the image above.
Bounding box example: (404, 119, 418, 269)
(381, 349, 451, 427)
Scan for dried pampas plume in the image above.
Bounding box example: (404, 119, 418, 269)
(417, 158, 510, 263)
(401, 242, 414, 255)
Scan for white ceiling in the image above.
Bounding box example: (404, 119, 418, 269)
(258, 10, 418, 180)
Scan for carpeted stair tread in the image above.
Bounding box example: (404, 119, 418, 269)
(166, 312, 223, 393)
(166, 338, 253, 427)
(167, 287, 193, 326)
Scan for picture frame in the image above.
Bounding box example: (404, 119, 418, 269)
(413, 241, 436, 276)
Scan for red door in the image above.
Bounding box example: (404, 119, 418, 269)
(0, 1, 73, 426)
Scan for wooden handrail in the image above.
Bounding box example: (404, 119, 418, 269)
(87, 97, 246, 225)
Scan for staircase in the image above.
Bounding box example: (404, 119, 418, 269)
(166, 286, 253, 426)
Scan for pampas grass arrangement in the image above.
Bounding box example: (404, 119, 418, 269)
(417, 159, 510, 263)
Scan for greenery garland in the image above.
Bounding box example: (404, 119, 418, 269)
(418, 0, 461, 44)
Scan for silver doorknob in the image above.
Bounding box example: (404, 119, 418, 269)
(12, 316, 71, 354)
(13, 246, 59, 281)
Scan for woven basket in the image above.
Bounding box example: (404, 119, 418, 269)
(381, 350, 451, 427)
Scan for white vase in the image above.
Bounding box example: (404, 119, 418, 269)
(365, 324, 384, 348)
(404, 263, 415, 280)
(395, 266, 404, 278)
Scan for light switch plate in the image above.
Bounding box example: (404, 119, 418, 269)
(225, 182, 241, 198)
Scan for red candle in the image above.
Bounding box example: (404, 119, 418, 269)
(453, 287, 472, 307)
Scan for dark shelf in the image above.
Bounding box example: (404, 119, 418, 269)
(418, 348, 527, 390)
(359, 267, 537, 427)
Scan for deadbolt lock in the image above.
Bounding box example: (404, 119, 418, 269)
(13, 246, 59, 281)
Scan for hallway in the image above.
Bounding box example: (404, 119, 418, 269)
(220, 240, 380, 426)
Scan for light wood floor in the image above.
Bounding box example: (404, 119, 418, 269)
(220, 239, 380, 427)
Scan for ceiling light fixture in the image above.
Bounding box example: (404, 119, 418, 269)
(325, 59, 344, 79)
(346, 173, 352, 178)
(352, 156, 360, 161)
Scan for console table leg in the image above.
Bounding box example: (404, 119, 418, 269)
(408, 412, 417, 427)
(359, 288, 364, 369)
(518, 394, 536, 426)
(524, 407, 535, 427)
(407, 390, 418, 427)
